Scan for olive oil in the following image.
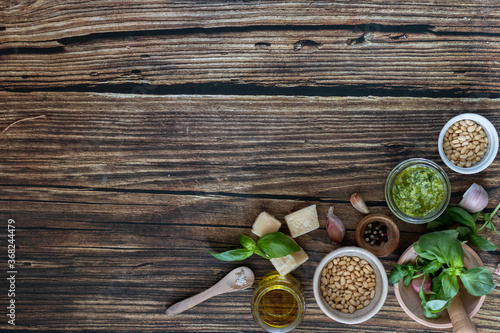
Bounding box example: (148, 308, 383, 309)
(258, 288, 298, 327)
(251, 272, 305, 333)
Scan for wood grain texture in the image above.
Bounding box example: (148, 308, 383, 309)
(2, 30, 500, 96)
(1, 0, 500, 50)
(1, 92, 499, 332)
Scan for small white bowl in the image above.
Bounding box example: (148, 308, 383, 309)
(438, 113, 499, 174)
(313, 247, 388, 324)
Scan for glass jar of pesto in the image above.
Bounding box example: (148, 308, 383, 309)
(385, 158, 450, 224)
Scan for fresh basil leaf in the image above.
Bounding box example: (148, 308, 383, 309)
(482, 215, 499, 235)
(426, 220, 444, 232)
(483, 201, 500, 235)
(485, 220, 498, 234)
(456, 226, 472, 240)
(422, 260, 442, 274)
(427, 212, 455, 232)
(461, 267, 496, 296)
(253, 246, 270, 259)
(239, 235, 256, 251)
(417, 230, 463, 267)
(447, 207, 477, 233)
(405, 263, 415, 275)
(208, 248, 253, 261)
(419, 278, 441, 319)
(441, 273, 459, 300)
(403, 273, 413, 287)
(469, 234, 498, 251)
(413, 243, 437, 261)
(472, 212, 481, 221)
(257, 231, 300, 258)
(423, 307, 441, 319)
(431, 276, 442, 298)
(425, 299, 451, 314)
(388, 264, 407, 284)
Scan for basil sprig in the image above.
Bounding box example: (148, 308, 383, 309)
(208, 232, 300, 262)
(389, 230, 496, 319)
(427, 202, 500, 251)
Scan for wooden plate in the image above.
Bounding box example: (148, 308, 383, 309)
(393, 244, 485, 329)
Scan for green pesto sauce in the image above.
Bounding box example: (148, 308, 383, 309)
(392, 165, 444, 217)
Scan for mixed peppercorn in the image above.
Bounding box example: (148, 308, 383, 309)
(363, 222, 388, 246)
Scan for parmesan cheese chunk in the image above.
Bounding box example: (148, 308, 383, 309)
(270, 243, 309, 276)
(284, 204, 319, 238)
(252, 211, 281, 237)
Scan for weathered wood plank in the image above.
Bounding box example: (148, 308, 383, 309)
(1, 0, 500, 50)
(2, 30, 500, 95)
(1, 92, 500, 194)
(1, 92, 499, 332)
(1, 189, 499, 332)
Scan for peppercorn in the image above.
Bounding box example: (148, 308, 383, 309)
(363, 222, 388, 246)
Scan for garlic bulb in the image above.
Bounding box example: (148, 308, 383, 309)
(350, 193, 370, 214)
(326, 206, 345, 244)
(458, 183, 489, 213)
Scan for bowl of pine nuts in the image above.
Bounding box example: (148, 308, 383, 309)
(439, 113, 499, 174)
(313, 247, 388, 324)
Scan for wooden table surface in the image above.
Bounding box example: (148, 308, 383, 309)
(1, 1, 500, 332)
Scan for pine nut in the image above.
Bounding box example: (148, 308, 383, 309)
(443, 119, 488, 167)
(320, 256, 377, 315)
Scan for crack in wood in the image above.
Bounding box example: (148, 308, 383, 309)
(294, 39, 321, 51)
(3, 82, 491, 99)
(134, 262, 154, 268)
(346, 34, 365, 45)
(54, 24, 437, 47)
(0, 183, 385, 204)
(6, 23, 500, 56)
(254, 42, 271, 48)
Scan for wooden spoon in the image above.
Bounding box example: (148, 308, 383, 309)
(447, 294, 478, 333)
(165, 266, 255, 316)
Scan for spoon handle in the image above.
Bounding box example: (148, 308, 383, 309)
(448, 294, 477, 333)
(165, 281, 233, 316)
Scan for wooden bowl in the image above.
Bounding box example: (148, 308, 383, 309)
(393, 243, 486, 329)
(355, 214, 399, 257)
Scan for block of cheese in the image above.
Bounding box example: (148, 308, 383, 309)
(284, 204, 319, 238)
(270, 243, 309, 276)
(252, 211, 282, 237)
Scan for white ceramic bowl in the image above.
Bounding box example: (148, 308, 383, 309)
(438, 113, 499, 174)
(313, 247, 388, 324)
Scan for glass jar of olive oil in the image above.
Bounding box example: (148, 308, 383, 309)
(251, 271, 305, 333)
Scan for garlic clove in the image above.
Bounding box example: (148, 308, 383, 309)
(350, 193, 370, 214)
(496, 263, 500, 276)
(458, 183, 489, 213)
(326, 206, 345, 244)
